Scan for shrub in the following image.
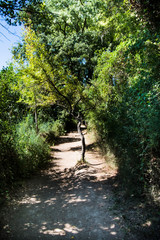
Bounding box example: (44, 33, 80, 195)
(14, 115, 51, 177)
(86, 29, 160, 196)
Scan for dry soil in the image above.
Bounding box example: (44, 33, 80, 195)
(0, 131, 159, 240)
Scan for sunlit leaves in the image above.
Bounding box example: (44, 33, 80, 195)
(14, 27, 83, 112)
(46, 0, 106, 33)
(0, 65, 22, 135)
(82, 0, 160, 191)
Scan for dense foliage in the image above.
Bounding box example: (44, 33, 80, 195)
(0, 0, 42, 25)
(0, 66, 66, 200)
(129, 0, 160, 31)
(1, 0, 160, 199)
(85, 1, 160, 195)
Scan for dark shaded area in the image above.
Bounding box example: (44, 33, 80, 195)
(0, 0, 42, 25)
(112, 187, 160, 240)
(86, 143, 97, 151)
(54, 137, 81, 145)
(0, 165, 160, 240)
(51, 148, 61, 152)
(130, 0, 160, 31)
(89, 163, 105, 166)
(70, 143, 96, 152)
(0, 169, 119, 240)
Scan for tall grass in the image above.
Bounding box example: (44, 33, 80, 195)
(14, 115, 51, 177)
(0, 113, 68, 203)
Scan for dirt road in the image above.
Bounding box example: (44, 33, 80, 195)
(0, 132, 159, 239)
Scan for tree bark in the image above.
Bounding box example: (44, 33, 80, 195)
(77, 120, 86, 163)
(35, 105, 39, 134)
(33, 90, 39, 134)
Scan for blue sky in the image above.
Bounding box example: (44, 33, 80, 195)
(0, 19, 23, 70)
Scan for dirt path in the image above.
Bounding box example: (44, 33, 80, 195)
(50, 132, 116, 178)
(0, 132, 159, 240)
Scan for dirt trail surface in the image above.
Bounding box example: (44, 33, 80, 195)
(0, 132, 159, 240)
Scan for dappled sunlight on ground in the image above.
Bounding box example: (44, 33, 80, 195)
(0, 166, 124, 239)
(0, 132, 159, 240)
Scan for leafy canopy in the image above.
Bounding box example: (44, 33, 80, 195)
(0, 0, 42, 25)
(14, 27, 83, 114)
(25, 0, 110, 84)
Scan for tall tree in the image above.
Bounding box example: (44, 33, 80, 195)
(0, 0, 42, 25)
(13, 0, 113, 162)
(24, 0, 110, 84)
(129, 0, 160, 31)
(14, 27, 87, 161)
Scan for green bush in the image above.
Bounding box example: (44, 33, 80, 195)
(0, 136, 18, 193)
(38, 118, 66, 144)
(87, 29, 160, 195)
(14, 115, 51, 177)
(51, 119, 66, 137)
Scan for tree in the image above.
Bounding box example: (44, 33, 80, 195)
(0, 65, 26, 190)
(14, 27, 87, 161)
(0, 65, 24, 133)
(129, 0, 160, 31)
(0, 0, 42, 25)
(85, 0, 160, 193)
(12, 0, 160, 195)
(24, 0, 110, 84)
(13, 0, 112, 162)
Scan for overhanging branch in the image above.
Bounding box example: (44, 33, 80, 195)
(41, 67, 73, 114)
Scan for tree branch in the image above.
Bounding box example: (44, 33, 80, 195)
(41, 66, 73, 114)
(82, 17, 86, 33)
(79, 0, 84, 6)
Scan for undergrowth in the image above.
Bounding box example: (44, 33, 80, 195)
(0, 114, 66, 204)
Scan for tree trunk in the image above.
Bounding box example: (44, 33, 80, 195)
(33, 90, 39, 134)
(35, 106, 39, 134)
(77, 120, 86, 163)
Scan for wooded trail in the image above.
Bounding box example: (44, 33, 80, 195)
(0, 132, 159, 240)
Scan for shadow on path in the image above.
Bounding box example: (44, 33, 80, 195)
(55, 137, 81, 145)
(0, 133, 160, 240)
(0, 169, 123, 240)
